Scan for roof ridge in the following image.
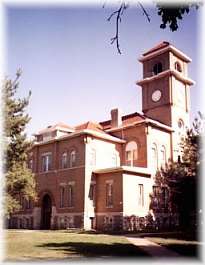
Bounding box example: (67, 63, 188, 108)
(100, 111, 146, 125)
(143, 41, 170, 56)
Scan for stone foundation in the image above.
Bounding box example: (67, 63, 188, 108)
(8, 212, 84, 230)
(8, 214, 34, 229)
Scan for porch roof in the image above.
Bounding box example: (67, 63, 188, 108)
(93, 166, 151, 177)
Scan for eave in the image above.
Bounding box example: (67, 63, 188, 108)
(93, 166, 151, 177)
(105, 118, 173, 133)
(136, 69, 195, 86)
(33, 129, 125, 147)
(139, 45, 192, 63)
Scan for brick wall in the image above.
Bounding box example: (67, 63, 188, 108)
(95, 171, 123, 230)
(111, 124, 148, 168)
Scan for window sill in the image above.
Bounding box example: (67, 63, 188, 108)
(59, 206, 75, 209)
(39, 170, 55, 174)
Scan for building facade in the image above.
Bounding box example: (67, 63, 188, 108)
(9, 41, 194, 231)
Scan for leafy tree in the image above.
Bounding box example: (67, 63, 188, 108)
(150, 112, 204, 231)
(105, 2, 201, 54)
(157, 3, 200, 31)
(3, 69, 36, 217)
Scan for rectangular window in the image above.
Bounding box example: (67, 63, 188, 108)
(60, 187, 65, 208)
(138, 184, 144, 207)
(29, 159, 33, 171)
(68, 185, 74, 207)
(106, 183, 113, 207)
(90, 184, 96, 207)
(42, 153, 52, 172)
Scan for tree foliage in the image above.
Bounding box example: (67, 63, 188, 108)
(150, 112, 204, 231)
(157, 3, 200, 31)
(3, 70, 36, 217)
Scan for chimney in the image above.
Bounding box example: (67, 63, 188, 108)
(111, 108, 122, 128)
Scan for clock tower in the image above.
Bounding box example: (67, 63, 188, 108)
(137, 41, 195, 160)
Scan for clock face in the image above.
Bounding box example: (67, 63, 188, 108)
(152, 90, 162, 102)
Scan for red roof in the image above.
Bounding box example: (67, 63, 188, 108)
(100, 112, 146, 130)
(75, 121, 105, 133)
(143, 41, 170, 56)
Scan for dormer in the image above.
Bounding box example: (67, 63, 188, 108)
(34, 123, 75, 143)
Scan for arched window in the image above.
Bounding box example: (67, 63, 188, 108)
(151, 143, 158, 170)
(68, 184, 74, 207)
(153, 62, 162, 75)
(178, 119, 184, 130)
(178, 119, 185, 140)
(125, 141, 138, 166)
(62, 152, 68, 169)
(160, 145, 166, 168)
(175, 61, 182, 72)
(70, 149, 76, 167)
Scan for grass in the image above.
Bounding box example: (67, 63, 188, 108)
(146, 237, 202, 258)
(4, 230, 149, 261)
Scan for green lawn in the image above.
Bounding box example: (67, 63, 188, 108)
(4, 230, 149, 261)
(146, 237, 202, 258)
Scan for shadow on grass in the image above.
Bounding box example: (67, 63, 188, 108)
(142, 231, 198, 241)
(38, 241, 150, 258)
(158, 243, 200, 257)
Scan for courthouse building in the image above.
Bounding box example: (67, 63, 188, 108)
(9, 41, 194, 231)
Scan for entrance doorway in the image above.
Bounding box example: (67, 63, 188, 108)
(41, 194, 52, 229)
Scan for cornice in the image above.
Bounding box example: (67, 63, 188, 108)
(136, 69, 195, 86)
(139, 45, 192, 63)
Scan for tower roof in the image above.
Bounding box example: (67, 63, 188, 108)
(143, 41, 170, 56)
(140, 41, 191, 62)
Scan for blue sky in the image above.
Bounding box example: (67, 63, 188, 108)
(5, 3, 201, 137)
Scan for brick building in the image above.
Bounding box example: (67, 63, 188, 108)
(9, 41, 194, 231)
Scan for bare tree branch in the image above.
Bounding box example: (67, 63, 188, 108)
(107, 3, 128, 54)
(107, 10, 120, 21)
(138, 1, 151, 22)
(107, 2, 149, 54)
